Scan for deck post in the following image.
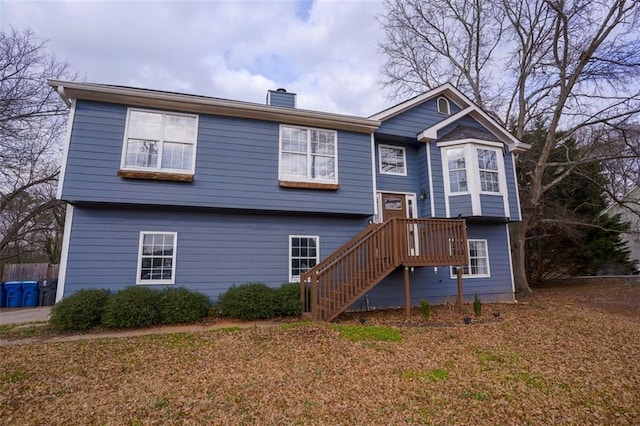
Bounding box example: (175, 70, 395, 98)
(456, 267, 464, 312)
(404, 266, 411, 318)
(311, 274, 318, 321)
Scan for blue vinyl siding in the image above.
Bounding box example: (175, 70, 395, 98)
(449, 194, 473, 217)
(375, 142, 420, 194)
(377, 98, 462, 139)
(480, 194, 505, 217)
(429, 143, 447, 217)
(62, 100, 373, 215)
(416, 144, 431, 217)
(504, 152, 521, 220)
(63, 206, 369, 301)
(359, 223, 514, 307)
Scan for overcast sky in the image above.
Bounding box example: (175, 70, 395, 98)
(1, 0, 398, 117)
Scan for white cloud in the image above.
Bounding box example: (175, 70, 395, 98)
(2, 0, 394, 116)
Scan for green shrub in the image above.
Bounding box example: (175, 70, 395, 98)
(275, 282, 302, 317)
(420, 299, 431, 321)
(50, 289, 111, 330)
(473, 294, 482, 316)
(102, 286, 161, 328)
(217, 282, 277, 320)
(158, 287, 211, 324)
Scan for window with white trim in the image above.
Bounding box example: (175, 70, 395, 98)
(137, 232, 177, 284)
(122, 109, 198, 174)
(437, 97, 450, 114)
(379, 145, 407, 176)
(451, 239, 490, 278)
(279, 125, 337, 183)
(477, 148, 500, 193)
(447, 147, 468, 193)
(289, 236, 319, 282)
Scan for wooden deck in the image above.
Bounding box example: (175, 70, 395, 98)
(300, 218, 468, 321)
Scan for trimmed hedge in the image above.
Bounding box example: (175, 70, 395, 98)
(50, 289, 111, 330)
(159, 287, 211, 324)
(101, 286, 162, 328)
(275, 282, 302, 317)
(217, 282, 301, 320)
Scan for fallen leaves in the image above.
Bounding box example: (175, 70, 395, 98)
(1, 279, 639, 425)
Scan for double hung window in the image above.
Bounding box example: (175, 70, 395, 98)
(279, 125, 337, 184)
(122, 109, 198, 174)
(289, 236, 319, 282)
(137, 232, 177, 284)
(451, 239, 489, 278)
(379, 145, 407, 176)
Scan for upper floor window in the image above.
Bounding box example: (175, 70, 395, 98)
(437, 97, 450, 115)
(379, 145, 407, 176)
(442, 144, 504, 195)
(122, 109, 198, 174)
(447, 147, 468, 193)
(279, 125, 337, 185)
(477, 148, 499, 193)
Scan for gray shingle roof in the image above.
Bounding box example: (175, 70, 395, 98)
(438, 125, 501, 142)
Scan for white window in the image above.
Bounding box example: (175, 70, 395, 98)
(379, 145, 407, 176)
(122, 109, 198, 174)
(447, 147, 468, 193)
(477, 148, 500, 193)
(289, 236, 319, 282)
(137, 232, 177, 284)
(279, 125, 337, 183)
(451, 239, 490, 278)
(437, 97, 450, 114)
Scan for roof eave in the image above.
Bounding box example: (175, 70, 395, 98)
(48, 80, 380, 134)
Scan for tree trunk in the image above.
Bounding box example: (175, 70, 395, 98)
(509, 220, 533, 297)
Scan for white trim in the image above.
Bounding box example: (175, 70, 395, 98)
(510, 155, 522, 220)
(441, 143, 509, 217)
(370, 134, 378, 218)
(450, 239, 491, 279)
(505, 223, 517, 298)
(370, 83, 465, 121)
(49, 80, 379, 134)
(378, 144, 408, 176)
(437, 97, 451, 115)
(55, 204, 74, 302)
(278, 124, 339, 185)
(426, 143, 435, 217)
(289, 235, 319, 283)
(418, 106, 475, 141)
(136, 231, 178, 285)
(436, 139, 504, 149)
(56, 100, 76, 200)
(120, 108, 199, 175)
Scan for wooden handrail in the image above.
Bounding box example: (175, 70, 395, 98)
(301, 218, 468, 322)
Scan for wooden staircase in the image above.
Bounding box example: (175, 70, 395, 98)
(300, 217, 469, 321)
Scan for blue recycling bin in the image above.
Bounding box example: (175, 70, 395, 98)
(0, 282, 5, 308)
(4, 281, 23, 308)
(21, 281, 39, 307)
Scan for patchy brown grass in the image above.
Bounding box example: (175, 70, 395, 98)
(1, 279, 639, 425)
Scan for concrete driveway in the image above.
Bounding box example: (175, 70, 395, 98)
(0, 307, 51, 325)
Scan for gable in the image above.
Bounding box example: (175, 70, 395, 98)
(371, 84, 530, 153)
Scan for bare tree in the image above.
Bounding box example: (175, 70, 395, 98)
(380, 0, 640, 294)
(0, 28, 71, 268)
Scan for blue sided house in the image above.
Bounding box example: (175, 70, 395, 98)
(49, 80, 530, 321)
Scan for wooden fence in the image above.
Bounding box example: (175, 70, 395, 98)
(2, 263, 59, 282)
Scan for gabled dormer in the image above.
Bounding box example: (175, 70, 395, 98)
(370, 84, 530, 222)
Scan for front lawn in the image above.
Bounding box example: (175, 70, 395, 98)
(1, 279, 639, 425)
